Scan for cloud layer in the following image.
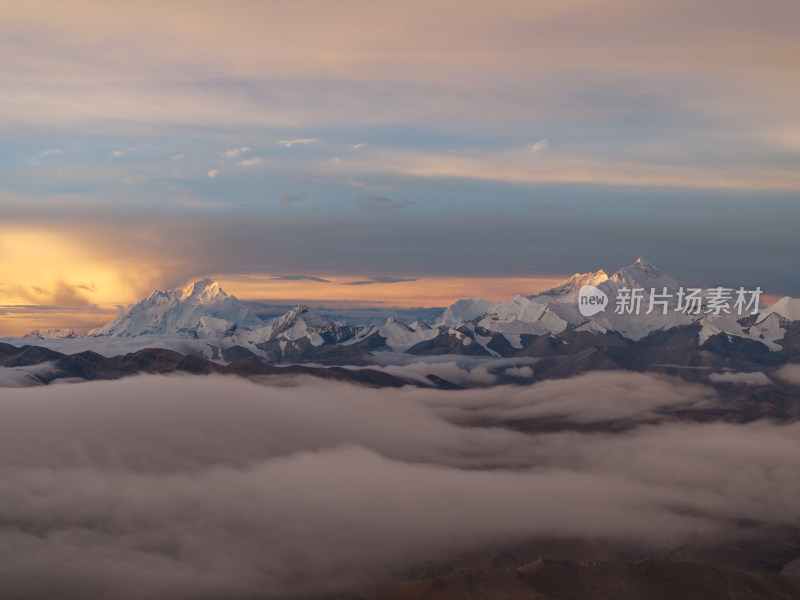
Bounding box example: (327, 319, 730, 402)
(0, 373, 798, 598)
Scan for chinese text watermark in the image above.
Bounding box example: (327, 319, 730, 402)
(578, 285, 762, 317)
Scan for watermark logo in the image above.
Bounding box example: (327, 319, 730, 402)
(578, 285, 609, 316)
(576, 286, 763, 317)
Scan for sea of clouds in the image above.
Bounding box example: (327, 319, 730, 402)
(0, 372, 799, 598)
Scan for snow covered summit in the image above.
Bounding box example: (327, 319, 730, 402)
(536, 269, 609, 302)
(238, 304, 360, 349)
(600, 257, 682, 298)
(271, 305, 334, 338)
(89, 279, 263, 338)
(23, 328, 78, 340)
(434, 259, 702, 342)
(756, 296, 800, 324)
(76, 262, 800, 360)
(179, 278, 226, 303)
(435, 298, 496, 327)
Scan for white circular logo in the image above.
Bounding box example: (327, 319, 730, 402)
(578, 285, 608, 317)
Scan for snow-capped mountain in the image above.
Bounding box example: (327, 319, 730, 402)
(89, 279, 263, 338)
(23, 328, 77, 340)
(536, 269, 609, 302)
(31, 260, 795, 366)
(348, 318, 439, 352)
(439, 259, 682, 331)
(437, 259, 683, 332)
(757, 296, 800, 323)
(599, 257, 682, 298)
(435, 258, 787, 346)
(271, 305, 337, 342)
(434, 298, 496, 327)
(475, 296, 571, 337)
(9, 260, 800, 395)
(243, 305, 357, 347)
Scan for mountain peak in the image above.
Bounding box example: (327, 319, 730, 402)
(757, 296, 800, 323)
(631, 257, 660, 271)
(605, 258, 680, 294)
(536, 269, 609, 302)
(23, 328, 78, 340)
(614, 258, 664, 277)
(273, 304, 331, 333)
(434, 298, 496, 327)
(89, 278, 262, 337)
(180, 279, 227, 303)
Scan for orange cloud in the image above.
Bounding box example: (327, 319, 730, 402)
(0, 223, 567, 335)
(0, 226, 185, 330)
(212, 274, 565, 309)
(0, 306, 116, 339)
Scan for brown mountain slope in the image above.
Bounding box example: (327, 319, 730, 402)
(346, 558, 800, 600)
(0, 344, 417, 388)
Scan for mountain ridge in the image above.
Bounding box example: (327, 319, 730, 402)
(88, 278, 264, 338)
(13, 259, 800, 366)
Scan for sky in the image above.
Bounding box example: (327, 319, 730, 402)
(1, 0, 799, 335)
